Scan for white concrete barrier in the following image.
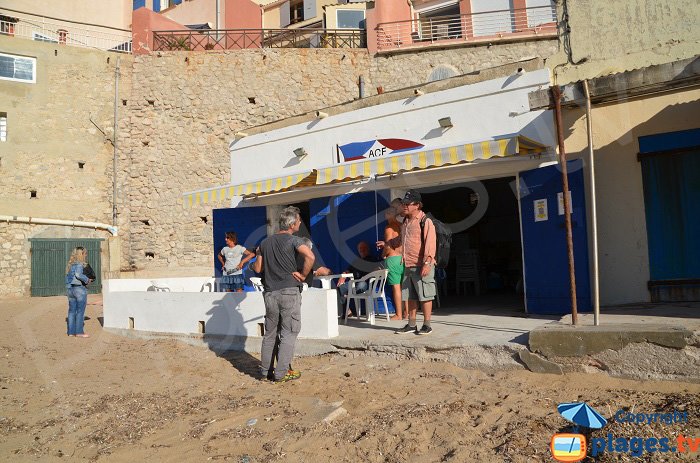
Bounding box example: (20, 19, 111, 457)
(103, 278, 339, 339)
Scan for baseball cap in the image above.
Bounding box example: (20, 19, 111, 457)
(401, 190, 422, 204)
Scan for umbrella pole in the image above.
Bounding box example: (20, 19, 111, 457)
(374, 176, 379, 243)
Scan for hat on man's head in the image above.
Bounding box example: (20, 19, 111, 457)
(401, 190, 422, 204)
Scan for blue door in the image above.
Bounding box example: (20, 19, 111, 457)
(309, 191, 389, 274)
(519, 159, 591, 314)
(212, 206, 267, 279)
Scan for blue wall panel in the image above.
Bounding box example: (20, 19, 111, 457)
(519, 160, 591, 314)
(309, 191, 389, 274)
(212, 206, 267, 279)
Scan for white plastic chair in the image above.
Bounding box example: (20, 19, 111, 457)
(344, 269, 389, 325)
(249, 277, 264, 292)
(149, 280, 171, 292)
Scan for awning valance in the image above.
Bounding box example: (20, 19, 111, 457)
(316, 134, 549, 185)
(183, 170, 317, 207)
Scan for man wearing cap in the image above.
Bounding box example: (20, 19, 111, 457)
(379, 190, 437, 335)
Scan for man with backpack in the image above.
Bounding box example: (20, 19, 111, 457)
(379, 190, 438, 335)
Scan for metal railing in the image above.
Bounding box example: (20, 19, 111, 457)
(376, 5, 557, 52)
(0, 10, 131, 53)
(153, 28, 366, 51)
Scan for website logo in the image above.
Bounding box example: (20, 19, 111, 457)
(550, 433, 586, 462)
(551, 402, 698, 460)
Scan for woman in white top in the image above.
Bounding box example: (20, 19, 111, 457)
(218, 231, 254, 292)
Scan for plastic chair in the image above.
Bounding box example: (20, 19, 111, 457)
(455, 250, 480, 295)
(149, 280, 170, 292)
(249, 277, 264, 292)
(344, 269, 389, 325)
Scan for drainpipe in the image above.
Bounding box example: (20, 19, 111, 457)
(551, 85, 578, 326)
(216, 0, 220, 30)
(583, 80, 600, 326)
(113, 57, 120, 227)
(0, 216, 118, 236)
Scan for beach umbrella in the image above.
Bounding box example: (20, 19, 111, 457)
(557, 402, 607, 429)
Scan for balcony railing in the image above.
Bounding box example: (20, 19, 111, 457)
(0, 10, 131, 53)
(153, 28, 366, 51)
(376, 5, 557, 52)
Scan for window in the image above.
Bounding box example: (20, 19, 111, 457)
(290, 0, 304, 24)
(32, 32, 58, 43)
(416, 1, 461, 39)
(153, 0, 170, 12)
(0, 113, 6, 142)
(525, 0, 556, 27)
(336, 10, 365, 29)
(0, 53, 36, 83)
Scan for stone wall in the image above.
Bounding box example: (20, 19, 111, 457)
(119, 39, 558, 273)
(0, 36, 132, 297)
(371, 39, 559, 90)
(0, 224, 32, 298)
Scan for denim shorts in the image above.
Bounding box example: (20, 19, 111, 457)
(222, 274, 244, 291)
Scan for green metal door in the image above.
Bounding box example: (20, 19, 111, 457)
(30, 239, 103, 296)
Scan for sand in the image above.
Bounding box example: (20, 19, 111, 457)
(1, 295, 698, 462)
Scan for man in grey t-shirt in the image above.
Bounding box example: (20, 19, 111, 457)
(252, 206, 314, 383)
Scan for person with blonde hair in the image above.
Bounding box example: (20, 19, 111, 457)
(65, 246, 93, 338)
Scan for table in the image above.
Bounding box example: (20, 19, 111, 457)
(314, 273, 354, 289)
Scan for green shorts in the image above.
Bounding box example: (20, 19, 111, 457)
(385, 255, 405, 286)
(401, 266, 436, 302)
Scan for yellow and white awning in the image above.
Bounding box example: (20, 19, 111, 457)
(316, 134, 549, 185)
(183, 170, 317, 207)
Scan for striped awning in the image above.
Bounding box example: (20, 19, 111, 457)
(183, 170, 317, 207)
(316, 135, 549, 185)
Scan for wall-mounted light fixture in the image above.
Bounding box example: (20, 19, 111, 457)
(235, 131, 248, 138)
(315, 110, 328, 119)
(293, 147, 308, 158)
(413, 89, 425, 96)
(438, 117, 453, 129)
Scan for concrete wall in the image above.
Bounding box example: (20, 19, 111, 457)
(163, 0, 218, 27)
(550, 0, 700, 84)
(365, 0, 413, 52)
(2, 0, 132, 30)
(563, 88, 700, 305)
(103, 277, 340, 338)
(132, 7, 191, 54)
(0, 36, 132, 297)
(224, 0, 262, 29)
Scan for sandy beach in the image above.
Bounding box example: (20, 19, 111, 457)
(1, 295, 698, 462)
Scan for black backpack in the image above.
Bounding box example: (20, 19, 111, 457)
(419, 213, 452, 269)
